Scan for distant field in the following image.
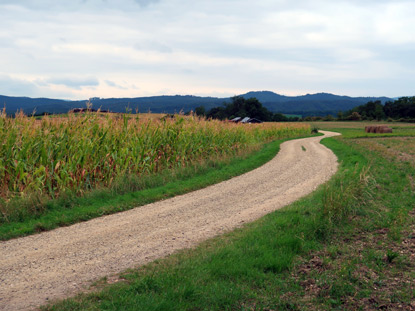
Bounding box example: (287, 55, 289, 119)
(310, 120, 415, 129)
(310, 121, 415, 138)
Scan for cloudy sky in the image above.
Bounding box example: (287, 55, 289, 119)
(0, 0, 414, 99)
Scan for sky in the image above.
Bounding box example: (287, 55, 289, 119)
(0, 0, 414, 100)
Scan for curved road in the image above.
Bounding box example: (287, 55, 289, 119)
(0, 130, 340, 311)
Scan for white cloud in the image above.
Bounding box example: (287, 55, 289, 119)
(46, 76, 99, 89)
(0, 0, 414, 99)
(0, 75, 38, 96)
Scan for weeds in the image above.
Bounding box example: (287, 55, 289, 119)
(321, 166, 373, 227)
(311, 125, 319, 134)
(386, 249, 399, 263)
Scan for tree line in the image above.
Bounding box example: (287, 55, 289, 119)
(194, 96, 415, 122)
(338, 97, 415, 121)
(194, 96, 300, 122)
(300, 97, 415, 122)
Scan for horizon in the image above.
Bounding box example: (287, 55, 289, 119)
(1, 1, 414, 100)
(0, 90, 406, 102)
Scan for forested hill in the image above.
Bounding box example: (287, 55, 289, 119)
(0, 95, 224, 115)
(241, 91, 391, 116)
(0, 92, 391, 116)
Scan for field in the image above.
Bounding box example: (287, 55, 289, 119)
(311, 121, 415, 129)
(311, 121, 415, 136)
(41, 121, 415, 311)
(1, 112, 309, 201)
(0, 112, 310, 238)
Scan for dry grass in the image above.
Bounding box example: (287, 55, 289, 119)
(309, 121, 415, 129)
(353, 137, 415, 167)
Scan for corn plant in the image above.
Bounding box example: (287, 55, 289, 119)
(0, 111, 310, 201)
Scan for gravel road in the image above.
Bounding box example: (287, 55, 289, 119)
(0, 130, 340, 311)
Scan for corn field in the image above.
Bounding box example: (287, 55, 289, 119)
(0, 111, 310, 200)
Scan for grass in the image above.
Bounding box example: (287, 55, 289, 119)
(310, 121, 415, 139)
(41, 124, 415, 310)
(309, 121, 415, 129)
(286, 134, 415, 310)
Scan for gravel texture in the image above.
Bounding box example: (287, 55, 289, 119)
(0, 130, 340, 311)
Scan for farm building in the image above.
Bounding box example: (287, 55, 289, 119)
(229, 117, 263, 124)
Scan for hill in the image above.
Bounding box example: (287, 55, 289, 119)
(240, 91, 391, 116)
(0, 95, 224, 115)
(0, 92, 391, 116)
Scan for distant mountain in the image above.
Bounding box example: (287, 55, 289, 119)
(0, 95, 224, 115)
(88, 95, 224, 114)
(0, 91, 392, 117)
(0, 95, 85, 115)
(239, 91, 392, 116)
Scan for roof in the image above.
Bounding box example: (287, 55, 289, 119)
(230, 116, 263, 124)
(230, 117, 242, 122)
(247, 118, 263, 123)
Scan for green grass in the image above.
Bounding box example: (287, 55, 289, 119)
(309, 121, 415, 138)
(293, 134, 415, 310)
(42, 126, 415, 311)
(0, 135, 316, 241)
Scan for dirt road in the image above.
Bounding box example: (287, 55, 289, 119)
(0, 131, 340, 311)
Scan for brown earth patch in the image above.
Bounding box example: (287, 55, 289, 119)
(287, 211, 415, 310)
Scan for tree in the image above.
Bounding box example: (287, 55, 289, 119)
(272, 113, 288, 122)
(349, 111, 362, 121)
(345, 100, 385, 121)
(206, 106, 227, 120)
(384, 97, 415, 119)
(194, 106, 206, 116)
(323, 114, 335, 121)
(206, 96, 275, 121)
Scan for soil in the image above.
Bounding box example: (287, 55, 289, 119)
(0, 131, 340, 311)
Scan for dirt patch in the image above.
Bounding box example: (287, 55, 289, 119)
(354, 137, 415, 167)
(0, 131, 340, 311)
(288, 211, 415, 310)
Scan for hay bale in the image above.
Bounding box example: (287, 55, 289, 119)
(365, 126, 374, 133)
(379, 127, 393, 133)
(365, 125, 392, 133)
(374, 125, 388, 133)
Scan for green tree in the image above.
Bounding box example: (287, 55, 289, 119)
(384, 97, 415, 119)
(349, 111, 362, 121)
(206, 96, 274, 121)
(345, 100, 385, 121)
(194, 106, 206, 116)
(272, 113, 288, 122)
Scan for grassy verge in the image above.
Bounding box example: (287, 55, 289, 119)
(43, 127, 415, 311)
(286, 134, 415, 310)
(1, 135, 315, 241)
